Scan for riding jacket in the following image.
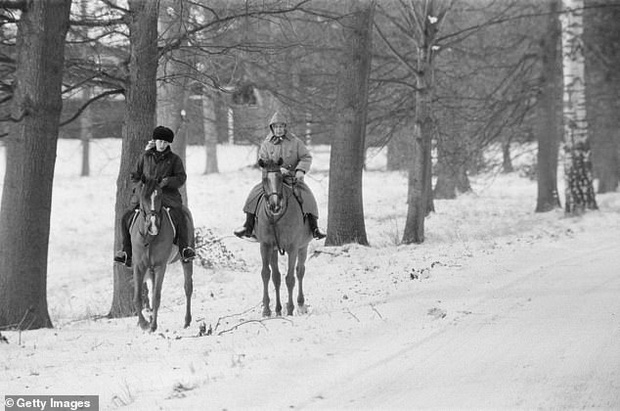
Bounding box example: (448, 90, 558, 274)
(130, 146, 186, 209)
(258, 111, 312, 175)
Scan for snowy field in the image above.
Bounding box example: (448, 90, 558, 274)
(0, 139, 619, 410)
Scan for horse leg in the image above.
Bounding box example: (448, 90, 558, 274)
(150, 266, 165, 332)
(259, 243, 272, 317)
(285, 249, 298, 316)
(182, 260, 193, 328)
(271, 249, 282, 316)
(142, 270, 154, 322)
(133, 267, 149, 330)
(296, 245, 308, 315)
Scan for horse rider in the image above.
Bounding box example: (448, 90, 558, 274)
(234, 111, 326, 240)
(114, 125, 196, 267)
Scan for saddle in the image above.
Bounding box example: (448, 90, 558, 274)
(130, 206, 194, 247)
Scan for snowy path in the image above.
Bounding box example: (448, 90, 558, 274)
(179, 230, 620, 410)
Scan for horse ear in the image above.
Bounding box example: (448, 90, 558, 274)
(277, 158, 283, 166)
(258, 158, 265, 168)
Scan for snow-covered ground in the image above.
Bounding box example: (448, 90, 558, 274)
(0, 139, 619, 410)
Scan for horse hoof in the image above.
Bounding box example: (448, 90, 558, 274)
(297, 305, 308, 315)
(262, 309, 272, 317)
(138, 320, 150, 331)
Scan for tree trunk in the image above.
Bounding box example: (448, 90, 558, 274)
(80, 86, 92, 177)
(202, 91, 219, 174)
(157, 0, 190, 204)
(434, 129, 471, 200)
(536, 0, 562, 213)
(0, 0, 71, 330)
(501, 138, 514, 173)
(386, 126, 410, 171)
(559, 0, 597, 214)
(402, 3, 444, 244)
(583, 0, 620, 193)
(109, 0, 159, 318)
(326, 0, 374, 246)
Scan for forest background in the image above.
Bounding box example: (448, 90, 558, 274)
(0, 0, 619, 331)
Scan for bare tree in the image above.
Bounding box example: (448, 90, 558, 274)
(325, 0, 375, 246)
(583, 0, 620, 193)
(109, 0, 159, 318)
(0, 0, 71, 330)
(559, 0, 597, 214)
(536, 0, 563, 212)
(399, 1, 448, 244)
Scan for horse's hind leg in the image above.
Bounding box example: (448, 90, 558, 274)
(271, 249, 282, 316)
(133, 268, 149, 330)
(285, 249, 299, 316)
(182, 261, 193, 328)
(296, 246, 308, 315)
(260, 243, 272, 317)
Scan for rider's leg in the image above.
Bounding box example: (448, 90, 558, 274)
(171, 208, 195, 261)
(306, 214, 326, 240)
(234, 212, 256, 238)
(294, 182, 325, 240)
(234, 184, 262, 238)
(114, 209, 135, 266)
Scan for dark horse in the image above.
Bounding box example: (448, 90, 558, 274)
(130, 178, 193, 332)
(255, 158, 313, 317)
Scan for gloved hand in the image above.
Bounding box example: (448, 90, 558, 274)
(145, 140, 155, 151)
(159, 177, 169, 188)
(295, 170, 305, 181)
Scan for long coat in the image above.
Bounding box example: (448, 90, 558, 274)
(130, 147, 187, 209)
(243, 124, 319, 217)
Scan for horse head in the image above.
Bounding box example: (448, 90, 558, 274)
(259, 157, 284, 215)
(139, 178, 163, 236)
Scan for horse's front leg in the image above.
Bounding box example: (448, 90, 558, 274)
(296, 245, 308, 315)
(150, 266, 166, 332)
(260, 243, 272, 317)
(285, 248, 298, 316)
(271, 249, 282, 316)
(133, 267, 149, 330)
(182, 260, 193, 328)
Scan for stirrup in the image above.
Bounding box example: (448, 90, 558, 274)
(114, 251, 132, 267)
(313, 229, 326, 240)
(181, 247, 196, 261)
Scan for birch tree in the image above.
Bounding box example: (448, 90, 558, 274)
(559, 0, 597, 214)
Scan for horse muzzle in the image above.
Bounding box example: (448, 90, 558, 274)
(267, 194, 283, 215)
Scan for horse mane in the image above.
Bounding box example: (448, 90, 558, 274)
(140, 178, 160, 203)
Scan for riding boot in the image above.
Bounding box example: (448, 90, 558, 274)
(306, 214, 326, 240)
(234, 212, 256, 239)
(114, 209, 134, 267)
(173, 209, 196, 262)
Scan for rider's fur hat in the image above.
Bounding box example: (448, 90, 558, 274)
(153, 126, 174, 143)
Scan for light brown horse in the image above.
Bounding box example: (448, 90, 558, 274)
(255, 158, 313, 317)
(130, 178, 193, 332)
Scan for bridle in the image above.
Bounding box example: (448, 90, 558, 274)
(140, 182, 162, 238)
